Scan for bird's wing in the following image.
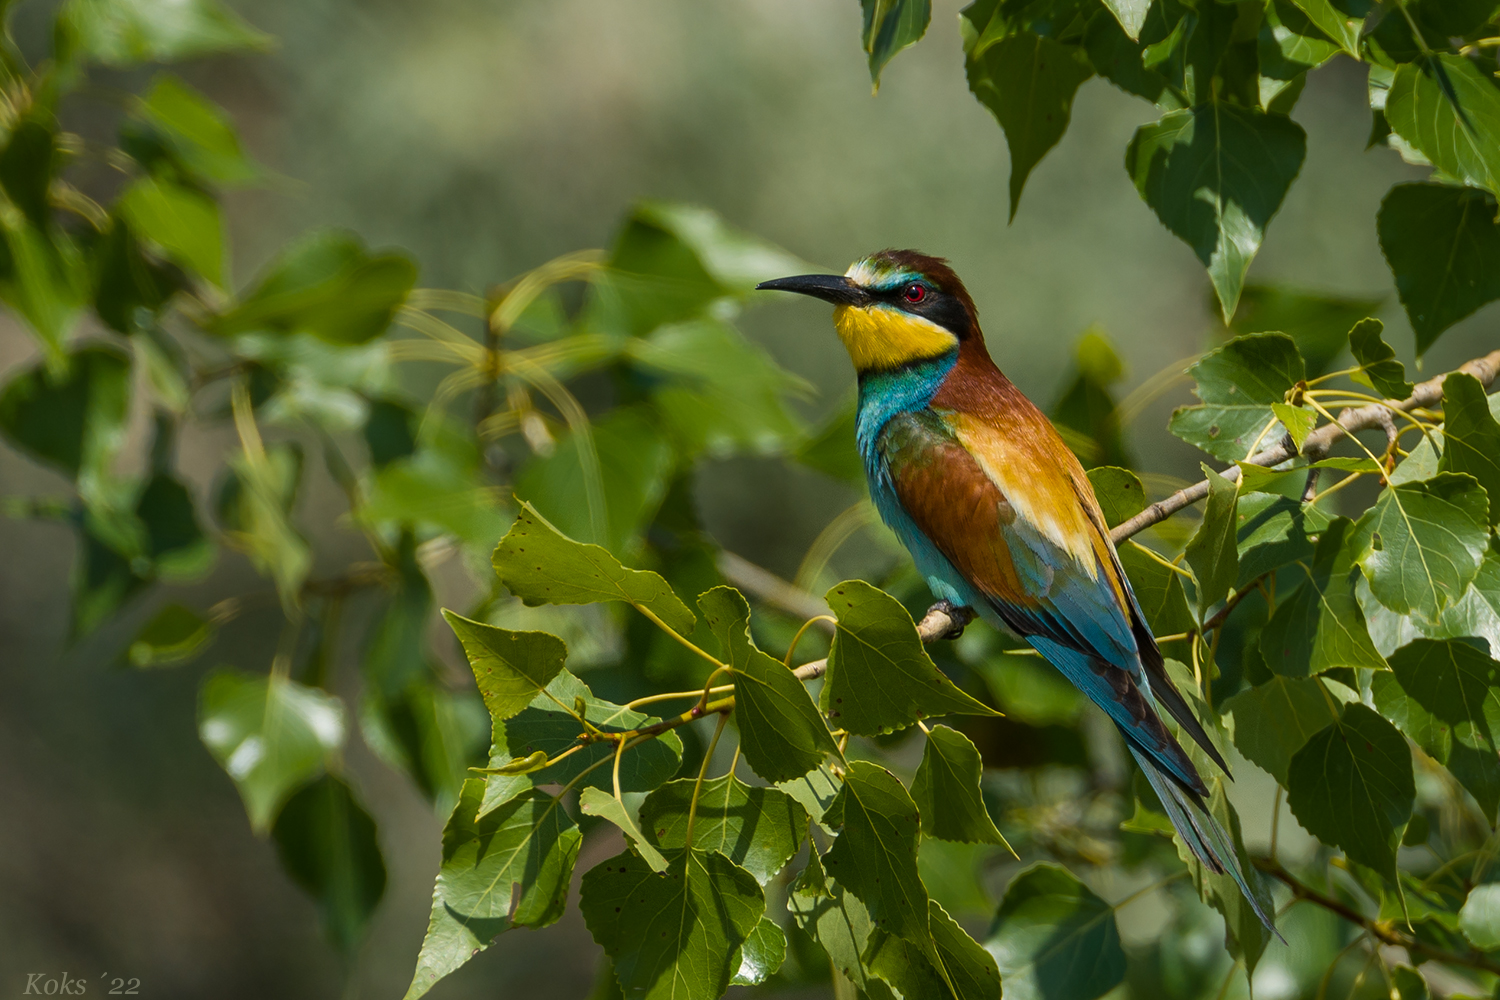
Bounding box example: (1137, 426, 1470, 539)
(875, 407, 1208, 795)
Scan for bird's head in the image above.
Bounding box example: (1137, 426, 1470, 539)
(757, 249, 979, 373)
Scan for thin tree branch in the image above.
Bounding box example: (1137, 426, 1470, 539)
(1110, 349, 1500, 544)
(1257, 858, 1500, 976)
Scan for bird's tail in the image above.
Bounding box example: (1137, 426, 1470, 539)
(1126, 742, 1279, 937)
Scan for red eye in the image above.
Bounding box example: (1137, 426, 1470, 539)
(904, 283, 926, 303)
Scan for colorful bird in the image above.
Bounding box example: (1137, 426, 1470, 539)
(759, 249, 1274, 932)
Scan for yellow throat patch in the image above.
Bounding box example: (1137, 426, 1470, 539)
(832, 304, 959, 372)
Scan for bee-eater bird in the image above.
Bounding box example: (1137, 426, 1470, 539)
(759, 250, 1274, 932)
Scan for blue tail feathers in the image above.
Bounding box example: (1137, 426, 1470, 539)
(1128, 742, 1280, 938)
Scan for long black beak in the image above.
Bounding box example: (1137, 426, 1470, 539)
(756, 273, 869, 306)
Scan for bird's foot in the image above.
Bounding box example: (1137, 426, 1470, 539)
(921, 600, 976, 641)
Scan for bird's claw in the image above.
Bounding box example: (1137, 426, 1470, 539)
(924, 600, 975, 641)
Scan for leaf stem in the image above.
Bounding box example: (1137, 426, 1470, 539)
(624, 685, 734, 711)
(685, 712, 730, 845)
(784, 615, 838, 668)
(632, 603, 726, 671)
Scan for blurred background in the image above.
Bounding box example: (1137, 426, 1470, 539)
(0, 1, 1491, 998)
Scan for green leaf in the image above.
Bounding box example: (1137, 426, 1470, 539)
(639, 774, 807, 885)
(360, 447, 508, 550)
(58, 0, 269, 66)
(580, 848, 764, 1000)
(514, 406, 675, 555)
(197, 669, 345, 832)
(823, 761, 935, 955)
(1186, 464, 1239, 612)
(861, 0, 932, 89)
(1101, 0, 1150, 40)
(1388, 55, 1500, 199)
(93, 220, 188, 337)
(985, 862, 1126, 1000)
(443, 611, 567, 722)
(1372, 670, 1499, 822)
(1223, 675, 1352, 785)
(1391, 964, 1431, 1000)
(822, 580, 997, 735)
(1352, 473, 1491, 624)
(0, 345, 130, 500)
(117, 175, 224, 286)
(1083, 6, 1184, 110)
(866, 899, 1002, 1000)
(1051, 329, 1133, 469)
(1258, 2, 1340, 111)
(918, 838, 995, 919)
(579, 786, 669, 873)
(127, 74, 257, 185)
(698, 586, 838, 782)
(1170, 402, 1284, 461)
(1118, 542, 1196, 637)
(1236, 491, 1333, 584)
(1349, 317, 1414, 400)
(1287, 0, 1360, 55)
(1171, 781, 1274, 972)
(1270, 403, 1315, 451)
(0, 218, 88, 362)
(1388, 638, 1500, 816)
(787, 852, 884, 990)
(1259, 517, 1387, 677)
(404, 780, 581, 1000)
(1459, 883, 1500, 951)
(212, 230, 417, 345)
(271, 775, 386, 955)
(0, 120, 57, 231)
(777, 760, 843, 829)
(1378, 183, 1500, 355)
(626, 319, 808, 459)
(1229, 284, 1385, 378)
(1286, 702, 1414, 880)
(492, 501, 696, 637)
(1126, 105, 1307, 321)
(1440, 373, 1500, 525)
(1190, 331, 1306, 406)
(912, 724, 1009, 847)
(359, 679, 487, 813)
(730, 917, 786, 987)
(477, 669, 683, 817)
(967, 30, 1094, 221)
(127, 602, 214, 667)
(1086, 466, 1146, 529)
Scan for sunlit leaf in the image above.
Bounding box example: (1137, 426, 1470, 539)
(866, 899, 1001, 1000)
(1459, 884, 1500, 951)
(492, 501, 696, 637)
(1352, 473, 1490, 624)
(1387, 55, 1500, 199)
(1086, 466, 1145, 529)
(861, 0, 932, 89)
(730, 916, 786, 987)
(1349, 317, 1413, 400)
(443, 611, 567, 722)
(1186, 465, 1239, 612)
(126, 74, 258, 185)
(0, 345, 130, 500)
(404, 780, 581, 1000)
(579, 786, 669, 873)
(197, 669, 345, 832)
(639, 774, 806, 885)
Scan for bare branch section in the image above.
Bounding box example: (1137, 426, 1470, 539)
(1110, 349, 1500, 543)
